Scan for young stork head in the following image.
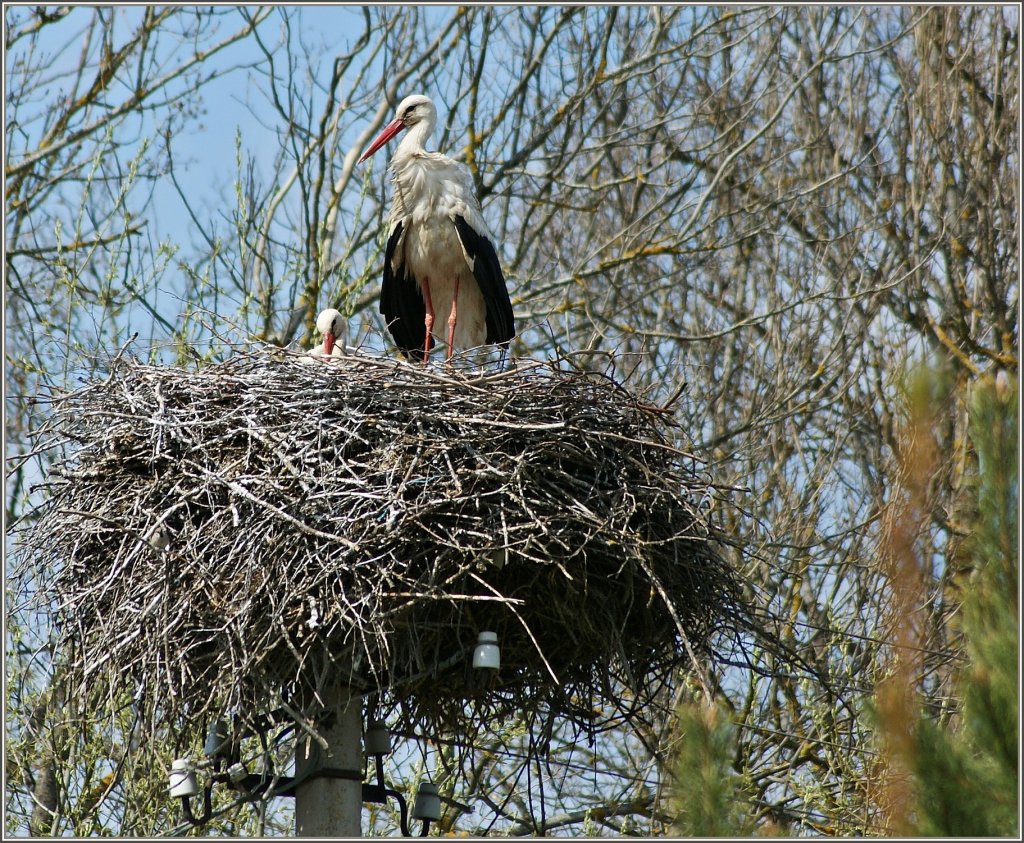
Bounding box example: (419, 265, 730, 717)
(315, 308, 343, 356)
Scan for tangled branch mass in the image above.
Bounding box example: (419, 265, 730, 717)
(19, 350, 747, 742)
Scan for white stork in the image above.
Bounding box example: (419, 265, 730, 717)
(358, 94, 515, 363)
(300, 308, 344, 363)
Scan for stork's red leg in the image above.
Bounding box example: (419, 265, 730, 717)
(445, 276, 460, 362)
(421, 276, 434, 365)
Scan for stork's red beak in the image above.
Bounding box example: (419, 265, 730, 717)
(324, 332, 336, 356)
(358, 117, 405, 163)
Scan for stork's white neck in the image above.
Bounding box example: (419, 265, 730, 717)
(394, 111, 436, 164)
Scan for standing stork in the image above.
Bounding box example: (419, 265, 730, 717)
(358, 94, 515, 363)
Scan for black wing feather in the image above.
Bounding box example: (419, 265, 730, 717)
(379, 220, 430, 359)
(453, 215, 515, 346)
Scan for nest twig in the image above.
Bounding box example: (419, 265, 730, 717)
(14, 349, 749, 744)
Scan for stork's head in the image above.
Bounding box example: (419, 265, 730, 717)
(358, 94, 436, 163)
(315, 308, 342, 355)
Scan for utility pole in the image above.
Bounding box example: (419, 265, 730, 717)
(294, 686, 363, 837)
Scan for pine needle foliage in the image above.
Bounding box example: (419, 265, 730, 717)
(669, 367, 1019, 838)
(908, 372, 1018, 837)
(671, 702, 762, 837)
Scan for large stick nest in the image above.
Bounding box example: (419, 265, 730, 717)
(16, 350, 750, 741)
